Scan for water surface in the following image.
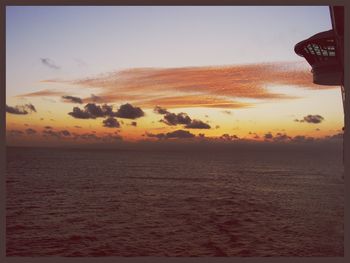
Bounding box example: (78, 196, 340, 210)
(6, 146, 344, 256)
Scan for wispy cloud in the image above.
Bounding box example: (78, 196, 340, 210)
(74, 58, 87, 67)
(63, 61, 330, 109)
(26, 61, 337, 110)
(17, 89, 65, 98)
(62, 95, 83, 104)
(40, 58, 60, 70)
(140, 95, 249, 109)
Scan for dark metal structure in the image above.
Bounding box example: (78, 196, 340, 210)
(295, 6, 345, 167)
(294, 6, 344, 112)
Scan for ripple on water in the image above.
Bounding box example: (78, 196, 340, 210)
(6, 147, 344, 256)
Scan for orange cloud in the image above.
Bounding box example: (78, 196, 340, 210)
(137, 95, 250, 109)
(36, 61, 335, 109)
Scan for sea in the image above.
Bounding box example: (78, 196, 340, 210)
(6, 146, 344, 256)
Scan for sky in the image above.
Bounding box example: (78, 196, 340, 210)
(6, 6, 344, 148)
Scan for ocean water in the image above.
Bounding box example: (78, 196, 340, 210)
(6, 146, 344, 256)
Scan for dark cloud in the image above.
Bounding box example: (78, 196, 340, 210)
(62, 96, 83, 104)
(6, 104, 36, 115)
(25, 128, 37, 135)
(295, 114, 324, 124)
(68, 103, 144, 120)
(145, 132, 166, 140)
(103, 117, 120, 128)
(6, 105, 27, 115)
(42, 129, 60, 138)
(273, 133, 291, 142)
(44, 126, 53, 129)
(69, 107, 92, 119)
(220, 134, 239, 141)
(326, 133, 343, 140)
(74, 126, 82, 128)
(101, 133, 123, 142)
(101, 104, 117, 117)
(71, 132, 123, 142)
(185, 119, 211, 129)
(40, 58, 60, 70)
(73, 133, 101, 141)
(25, 103, 36, 112)
(85, 103, 107, 118)
(146, 129, 195, 140)
(115, 103, 144, 119)
(249, 132, 260, 139)
(172, 113, 191, 125)
(159, 109, 211, 130)
(165, 130, 196, 139)
(292, 135, 315, 143)
(264, 132, 273, 140)
(162, 112, 192, 126)
(7, 130, 24, 136)
(68, 103, 112, 119)
(303, 115, 324, 124)
(131, 121, 137, 126)
(42, 129, 71, 138)
(60, 130, 71, 137)
(153, 106, 169, 115)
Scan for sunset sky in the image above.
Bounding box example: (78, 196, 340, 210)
(6, 6, 344, 147)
